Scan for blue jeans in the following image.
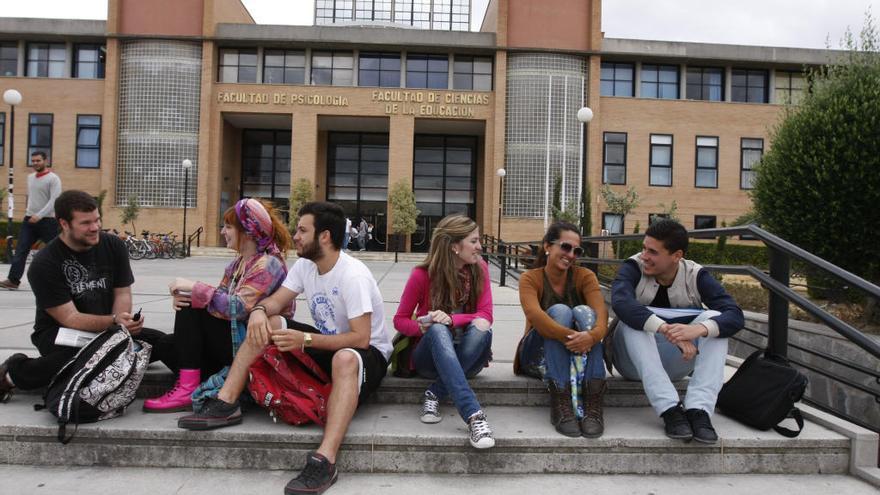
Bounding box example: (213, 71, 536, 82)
(412, 322, 492, 421)
(8, 216, 59, 283)
(519, 304, 605, 388)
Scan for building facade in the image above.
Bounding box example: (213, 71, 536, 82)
(0, 0, 839, 248)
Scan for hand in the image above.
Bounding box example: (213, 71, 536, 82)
(428, 310, 453, 326)
(271, 328, 304, 353)
(246, 308, 272, 347)
(28, 216, 41, 224)
(664, 323, 708, 344)
(168, 277, 196, 295)
(565, 332, 595, 354)
(676, 340, 698, 361)
(117, 311, 144, 335)
(172, 293, 191, 311)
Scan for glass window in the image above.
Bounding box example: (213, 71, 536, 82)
(74, 44, 105, 79)
(686, 67, 724, 101)
(327, 132, 389, 221)
(641, 64, 679, 99)
(75, 115, 101, 168)
(0, 113, 4, 165)
(775, 70, 806, 105)
(263, 50, 305, 85)
(694, 215, 717, 230)
(311, 51, 353, 86)
(602, 213, 624, 235)
(28, 113, 53, 162)
(603, 132, 627, 185)
(26, 43, 66, 78)
(649, 134, 673, 186)
(452, 55, 492, 91)
(218, 48, 257, 83)
(358, 52, 401, 87)
(406, 53, 448, 89)
(241, 130, 292, 205)
(732, 69, 768, 103)
(600, 62, 634, 97)
(0, 42, 17, 77)
(695, 136, 718, 188)
(740, 137, 763, 190)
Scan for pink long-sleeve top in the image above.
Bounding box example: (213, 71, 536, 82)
(393, 260, 493, 337)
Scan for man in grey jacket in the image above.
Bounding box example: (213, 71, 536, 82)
(1, 151, 62, 290)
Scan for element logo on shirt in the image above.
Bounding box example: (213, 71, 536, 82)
(310, 292, 338, 335)
(62, 258, 107, 297)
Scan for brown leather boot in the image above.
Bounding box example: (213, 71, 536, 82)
(580, 379, 607, 438)
(548, 382, 580, 437)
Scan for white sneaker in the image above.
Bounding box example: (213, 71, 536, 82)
(420, 390, 442, 424)
(467, 411, 495, 449)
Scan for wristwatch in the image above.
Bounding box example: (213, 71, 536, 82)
(111, 314, 118, 325)
(303, 333, 313, 348)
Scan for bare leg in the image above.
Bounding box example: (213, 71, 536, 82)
(316, 350, 360, 464)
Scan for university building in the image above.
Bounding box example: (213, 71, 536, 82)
(0, 0, 838, 249)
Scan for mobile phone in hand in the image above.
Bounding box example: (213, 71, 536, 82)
(417, 315, 433, 325)
(133, 308, 142, 322)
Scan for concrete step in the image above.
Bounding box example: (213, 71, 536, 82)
(0, 399, 852, 475)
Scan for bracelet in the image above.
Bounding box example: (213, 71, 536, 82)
(251, 305, 267, 315)
(111, 313, 117, 325)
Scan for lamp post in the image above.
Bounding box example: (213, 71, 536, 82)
(3, 89, 21, 261)
(181, 159, 192, 257)
(495, 168, 506, 241)
(576, 106, 593, 235)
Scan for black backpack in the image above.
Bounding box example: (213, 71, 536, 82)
(717, 349, 808, 437)
(36, 325, 152, 444)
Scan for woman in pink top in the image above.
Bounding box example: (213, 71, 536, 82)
(393, 214, 495, 449)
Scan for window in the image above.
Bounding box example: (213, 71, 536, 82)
(694, 215, 717, 230)
(406, 53, 448, 89)
(600, 62, 634, 97)
(695, 136, 718, 188)
(775, 70, 806, 104)
(356, 0, 393, 21)
(74, 44, 105, 79)
(602, 213, 624, 235)
(395, 0, 432, 29)
(218, 48, 257, 83)
(241, 130, 291, 204)
(0, 42, 17, 77)
(26, 42, 66, 78)
(326, 132, 389, 220)
(28, 114, 53, 162)
(452, 55, 492, 91)
(311, 51, 354, 86)
(732, 69, 768, 103)
(649, 134, 673, 186)
(263, 50, 305, 84)
(641, 64, 678, 99)
(358, 52, 401, 87)
(686, 67, 724, 101)
(0, 113, 4, 165)
(649, 213, 669, 226)
(75, 115, 101, 168)
(603, 132, 627, 184)
(740, 138, 763, 190)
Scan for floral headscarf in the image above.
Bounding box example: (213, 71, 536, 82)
(234, 198, 279, 256)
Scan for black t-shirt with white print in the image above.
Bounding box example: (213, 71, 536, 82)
(27, 232, 133, 339)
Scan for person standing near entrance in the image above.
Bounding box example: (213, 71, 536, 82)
(1, 151, 62, 290)
(343, 217, 352, 251)
(356, 217, 368, 251)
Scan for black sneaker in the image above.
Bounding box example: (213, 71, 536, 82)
(0, 353, 26, 403)
(661, 403, 693, 441)
(686, 408, 719, 444)
(284, 451, 338, 495)
(177, 397, 242, 430)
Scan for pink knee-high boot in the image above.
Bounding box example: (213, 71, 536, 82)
(143, 369, 200, 413)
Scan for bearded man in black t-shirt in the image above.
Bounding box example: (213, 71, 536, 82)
(0, 190, 174, 402)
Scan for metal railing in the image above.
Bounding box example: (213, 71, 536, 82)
(482, 224, 880, 432)
(186, 226, 203, 257)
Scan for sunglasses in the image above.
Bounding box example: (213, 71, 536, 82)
(552, 241, 584, 257)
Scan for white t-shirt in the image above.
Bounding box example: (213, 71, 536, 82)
(282, 251, 392, 360)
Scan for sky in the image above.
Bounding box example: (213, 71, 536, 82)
(1, 0, 877, 50)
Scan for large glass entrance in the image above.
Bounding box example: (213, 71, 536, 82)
(411, 135, 478, 252)
(327, 132, 389, 250)
(241, 129, 291, 211)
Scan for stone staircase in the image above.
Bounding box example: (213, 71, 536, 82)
(2, 362, 877, 484)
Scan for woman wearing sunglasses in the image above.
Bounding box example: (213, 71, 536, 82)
(514, 221, 609, 437)
(392, 214, 495, 449)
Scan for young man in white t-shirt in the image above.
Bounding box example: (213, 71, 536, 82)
(177, 201, 392, 495)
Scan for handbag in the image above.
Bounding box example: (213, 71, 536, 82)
(389, 333, 420, 378)
(717, 349, 808, 437)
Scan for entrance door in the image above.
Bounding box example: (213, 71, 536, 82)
(241, 129, 291, 215)
(326, 132, 389, 249)
(411, 135, 478, 252)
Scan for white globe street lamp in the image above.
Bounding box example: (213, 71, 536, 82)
(3, 89, 22, 260)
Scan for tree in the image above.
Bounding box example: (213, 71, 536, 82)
(656, 200, 680, 222)
(550, 174, 581, 226)
(752, 13, 880, 300)
(388, 179, 420, 235)
(288, 178, 313, 233)
(95, 189, 107, 219)
(120, 194, 140, 234)
(600, 185, 640, 231)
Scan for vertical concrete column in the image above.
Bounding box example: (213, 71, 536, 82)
(634, 61, 641, 98)
(768, 69, 776, 104)
(16, 41, 24, 76)
(65, 43, 73, 78)
(255, 46, 264, 84)
(680, 65, 687, 100)
(387, 115, 414, 249)
(291, 112, 319, 197)
(725, 66, 733, 102)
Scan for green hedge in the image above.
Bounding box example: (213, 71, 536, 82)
(613, 239, 769, 270)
